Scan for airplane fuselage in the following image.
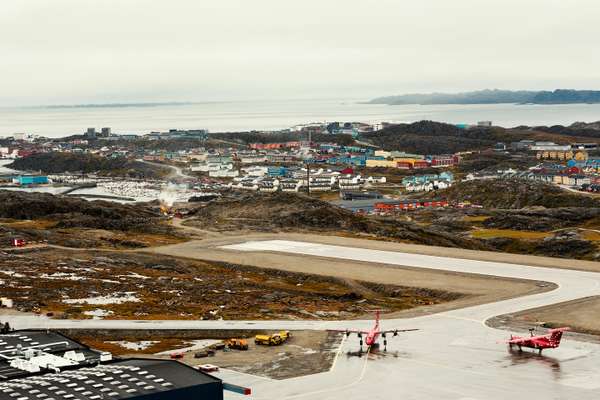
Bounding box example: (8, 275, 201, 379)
(365, 329, 379, 346)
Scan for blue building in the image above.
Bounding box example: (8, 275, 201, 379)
(267, 166, 287, 177)
(326, 155, 366, 166)
(13, 175, 49, 185)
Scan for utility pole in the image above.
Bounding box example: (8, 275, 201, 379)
(306, 128, 312, 196)
(306, 162, 310, 196)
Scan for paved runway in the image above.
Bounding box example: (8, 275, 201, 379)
(5, 239, 600, 399)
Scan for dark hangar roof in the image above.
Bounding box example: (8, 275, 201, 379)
(0, 330, 103, 381)
(0, 358, 221, 400)
(0, 330, 222, 400)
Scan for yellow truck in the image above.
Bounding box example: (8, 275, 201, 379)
(254, 331, 291, 346)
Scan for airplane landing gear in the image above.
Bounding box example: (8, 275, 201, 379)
(382, 333, 387, 352)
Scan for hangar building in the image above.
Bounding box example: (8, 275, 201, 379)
(0, 329, 224, 400)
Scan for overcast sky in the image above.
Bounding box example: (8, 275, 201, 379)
(1, 0, 599, 106)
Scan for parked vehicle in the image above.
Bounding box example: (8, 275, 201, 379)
(10, 238, 26, 247)
(197, 364, 219, 373)
(255, 331, 291, 346)
(194, 349, 215, 358)
(227, 338, 249, 350)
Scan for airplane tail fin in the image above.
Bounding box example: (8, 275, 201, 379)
(549, 327, 570, 345)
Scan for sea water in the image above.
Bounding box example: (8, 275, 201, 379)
(2, 98, 600, 138)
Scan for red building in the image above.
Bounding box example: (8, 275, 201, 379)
(430, 155, 460, 167)
(413, 160, 430, 169)
(374, 200, 449, 213)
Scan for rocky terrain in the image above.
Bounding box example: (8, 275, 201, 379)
(0, 248, 461, 320)
(410, 179, 600, 260)
(455, 152, 538, 175)
(211, 131, 355, 146)
(0, 190, 181, 248)
(431, 179, 600, 209)
(9, 152, 171, 179)
(359, 120, 600, 154)
(185, 192, 486, 249)
(182, 188, 600, 260)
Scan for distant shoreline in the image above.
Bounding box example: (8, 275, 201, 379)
(369, 89, 600, 106)
(43, 102, 194, 109)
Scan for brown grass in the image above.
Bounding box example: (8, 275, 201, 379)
(462, 216, 490, 222)
(581, 230, 600, 242)
(80, 337, 191, 356)
(0, 219, 57, 229)
(470, 229, 550, 240)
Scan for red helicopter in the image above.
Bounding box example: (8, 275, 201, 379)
(328, 310, 418, 352)
(506, 327, 570, 354)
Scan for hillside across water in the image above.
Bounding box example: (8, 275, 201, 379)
(370, 89, 600, 105)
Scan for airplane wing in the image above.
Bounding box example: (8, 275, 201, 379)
(381, 329, 419, 334)
(326, 329, 370, 335)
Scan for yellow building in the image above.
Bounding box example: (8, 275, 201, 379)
(374, 150, 391, 158)
(536, 150, 588, 161)
(366, 159, 398, 168)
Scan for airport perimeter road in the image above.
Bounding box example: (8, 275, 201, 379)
(6, 239, 600, 399)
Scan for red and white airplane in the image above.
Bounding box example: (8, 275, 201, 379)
(506, 327, 570, 354)
(329, 310, 418, 352)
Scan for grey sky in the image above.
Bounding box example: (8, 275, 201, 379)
(2, 0, 599, 106)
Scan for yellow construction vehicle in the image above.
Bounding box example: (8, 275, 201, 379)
(226, 338, 249, 350)
(254, 331, 291, 346)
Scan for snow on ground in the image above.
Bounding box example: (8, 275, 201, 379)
(83, 309, 114, 319)
(70, 181, 199, 203)
(107, 340, 160, 351)
(0, 186, 72, 195)
(117, 272, 150, 280)
(154, 339, 222, 355)
(0, 270, 26, 278)
(0, 160, 16, 174)
(63, 292, 140, 305)
(40, 272, 87, 281)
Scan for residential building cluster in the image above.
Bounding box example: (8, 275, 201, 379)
(231, 166, 386, 193)
(291, 121, 386, 137)
(503, 139, 598, 161)
(1, 122, 466, 202)
(365, 151, 460, 169)
(402, 172, 454, 192)
(468, 158, 600, 193)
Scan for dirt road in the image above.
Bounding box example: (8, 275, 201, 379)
(147, 232, 554, 318)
